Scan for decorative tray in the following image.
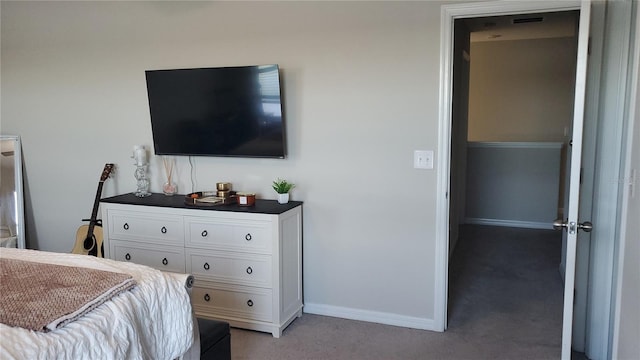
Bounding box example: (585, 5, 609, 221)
(184, 191, 237, 207)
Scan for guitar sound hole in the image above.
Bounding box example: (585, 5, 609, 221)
(83, 235, 95, 251)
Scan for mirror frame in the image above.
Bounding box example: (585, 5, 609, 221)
(1, 135, 26, 249)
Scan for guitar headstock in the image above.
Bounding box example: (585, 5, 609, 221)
(100, 163, 115, 182)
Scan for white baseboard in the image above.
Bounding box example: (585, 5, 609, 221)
(303, 303, 437, 331)
(464, 217, 553, 230)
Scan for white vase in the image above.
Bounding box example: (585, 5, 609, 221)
(277, 193, 289, 204)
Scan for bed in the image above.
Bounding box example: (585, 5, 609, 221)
(0, 247, 199, 360)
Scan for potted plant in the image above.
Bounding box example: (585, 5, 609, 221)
(272, 178, 295, 204)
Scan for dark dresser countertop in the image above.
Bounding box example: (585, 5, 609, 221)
(101, 193, 302, 215)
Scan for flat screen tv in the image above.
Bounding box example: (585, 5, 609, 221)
(145, 64, 286, 158)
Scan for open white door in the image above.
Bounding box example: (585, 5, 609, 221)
(553, 1, 592, 359)
(438, 1, 593, 356)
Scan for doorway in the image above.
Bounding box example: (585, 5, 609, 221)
(447, 9, 581, 356)
(434, 1, 595, 358)
(438, 2, 636, 360)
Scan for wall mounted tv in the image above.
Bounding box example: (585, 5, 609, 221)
(145, 64, 286, 158)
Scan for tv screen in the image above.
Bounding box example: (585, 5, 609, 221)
(145, 64, 286, 158)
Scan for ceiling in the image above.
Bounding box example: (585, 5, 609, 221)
(464, 11, 579, 43)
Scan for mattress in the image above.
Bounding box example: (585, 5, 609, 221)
(0, 248, 196, 360)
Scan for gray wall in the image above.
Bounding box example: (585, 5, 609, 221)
(1, 1, 444, 328)
(449, 20, 471, 257)
(468, 37, 577, 142)
(463, 35, 576, 232)
(615, 82, 640, 360)
(614, 2, 640, 356)
(465, 142, 562, 229)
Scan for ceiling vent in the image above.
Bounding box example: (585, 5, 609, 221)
(512, 16, 544, 24)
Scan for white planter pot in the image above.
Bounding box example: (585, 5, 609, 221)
(277, 193, 289, 204)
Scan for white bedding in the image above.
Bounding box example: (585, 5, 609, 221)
(0, 248, 196, 360)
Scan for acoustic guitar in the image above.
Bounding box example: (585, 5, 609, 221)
(72, 163, 114, 257)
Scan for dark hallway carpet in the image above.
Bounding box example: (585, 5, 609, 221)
(448, 225, 565, 358)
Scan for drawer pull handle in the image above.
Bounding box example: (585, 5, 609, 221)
(245, 233, 252, 241)
(161, 226, 167, 234)
(247, 299, 254, 307)
(162, 258, 168, 266)
(201, 230, 208, 237)
(125, 253, 131, 261)
(204, 294, 210, 302)
(123, 223, 129, 230)
(246, 266, 253, 274)
(204, 262, 210, 270)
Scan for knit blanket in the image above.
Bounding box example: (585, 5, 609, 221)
(0, 257, 136, 332)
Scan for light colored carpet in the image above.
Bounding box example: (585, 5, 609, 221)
(230, 225, 576, 359)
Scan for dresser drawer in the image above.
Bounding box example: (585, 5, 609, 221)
(187, 249, 272, 288)
(111, 240, 186, 273)
(185, 217, 271, 253)
(192, 286, 272, 322)
(107, 210, 183, 246)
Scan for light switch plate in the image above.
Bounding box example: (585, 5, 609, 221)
(414, 150, 434, 169)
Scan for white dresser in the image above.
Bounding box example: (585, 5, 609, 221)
(100, 193, 303, 338)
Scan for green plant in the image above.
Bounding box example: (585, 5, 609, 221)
(272, 178, 295, 194)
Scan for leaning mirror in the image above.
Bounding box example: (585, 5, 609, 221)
(0, 135, 26, 249)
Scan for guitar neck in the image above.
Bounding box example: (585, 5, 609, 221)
(87, 181, 105, 233)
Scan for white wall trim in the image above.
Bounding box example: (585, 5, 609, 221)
(464, 217, 553, 230)
(439, 0, 580, 17)
(437, 0, 581, 333)
(303, 303, 436, 331)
